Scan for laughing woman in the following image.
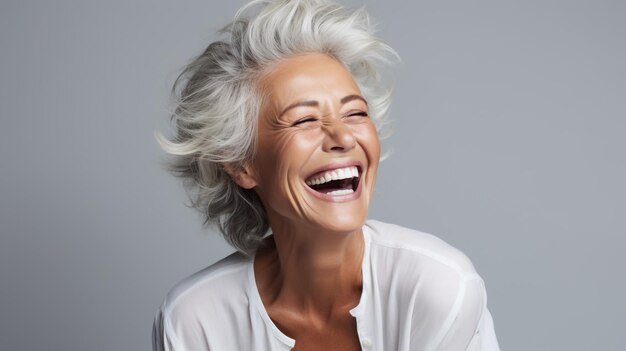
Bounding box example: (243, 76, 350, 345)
(152, 0, 501, 350)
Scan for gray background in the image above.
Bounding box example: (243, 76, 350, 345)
(1, 0, 624, 350)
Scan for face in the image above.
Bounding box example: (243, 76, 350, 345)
(237, 53, 380, 234)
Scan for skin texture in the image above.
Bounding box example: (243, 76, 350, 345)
(227, 53, 380, 350)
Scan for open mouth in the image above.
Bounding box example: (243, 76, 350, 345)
(304, 165, 361, 196)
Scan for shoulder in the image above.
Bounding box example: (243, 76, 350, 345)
(158, 250, 251, 327)
(152, 251, 252, 350)
(364, 219, 479, 277)
(363, 220, 490, 349)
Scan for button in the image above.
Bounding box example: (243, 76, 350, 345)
(361, 338, 372, 348)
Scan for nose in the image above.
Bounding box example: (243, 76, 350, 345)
(321, 118, 356, 152)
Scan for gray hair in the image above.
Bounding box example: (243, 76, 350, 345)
(154, 0, 399, 256)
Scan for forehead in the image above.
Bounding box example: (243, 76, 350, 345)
(258, 54, 361, 109)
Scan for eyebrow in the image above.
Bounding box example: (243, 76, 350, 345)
(341, 94, 368, 106)
(279, 94, 368, 117)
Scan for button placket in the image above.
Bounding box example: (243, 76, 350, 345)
(361, 337, 372, 348)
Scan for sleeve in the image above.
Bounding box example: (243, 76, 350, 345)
(152, 303, 178, 351)
(466, 306, 500, 351)
(436, 275, 501, 351)
(152, 302, 210, 351)
(152, 301, 213, 351)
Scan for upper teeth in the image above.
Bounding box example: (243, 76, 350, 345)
(305, 166, 359, 186)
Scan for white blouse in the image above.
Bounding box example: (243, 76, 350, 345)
(152, 219, 501, 350)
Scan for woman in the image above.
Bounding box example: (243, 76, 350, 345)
(153, 0, 500, 350)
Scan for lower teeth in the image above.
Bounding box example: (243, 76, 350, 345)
(326, 189, 354, 196)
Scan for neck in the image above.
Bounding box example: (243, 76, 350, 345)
(254, 219, 365, 321)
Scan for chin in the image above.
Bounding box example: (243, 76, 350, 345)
(299, 173, 375, 234)
(308, 206, 369, 234)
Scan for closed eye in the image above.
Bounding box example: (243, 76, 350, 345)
(292, 117, 317, 126)
(346, 111, 369, 118)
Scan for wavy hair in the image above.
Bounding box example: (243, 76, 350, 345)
(154, 0, 399, 256)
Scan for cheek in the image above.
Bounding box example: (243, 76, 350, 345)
(351, 123, 381, 160)
(253, 130, 326, 220)
(254, 130, 321, 193)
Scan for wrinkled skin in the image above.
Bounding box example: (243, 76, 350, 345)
(235, 53, 380, 235)
(227, 53, 380, 350)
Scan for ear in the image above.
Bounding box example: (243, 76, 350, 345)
(223, 162, 258, 189)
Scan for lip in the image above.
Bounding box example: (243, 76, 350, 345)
(303, 159, 364, 203)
